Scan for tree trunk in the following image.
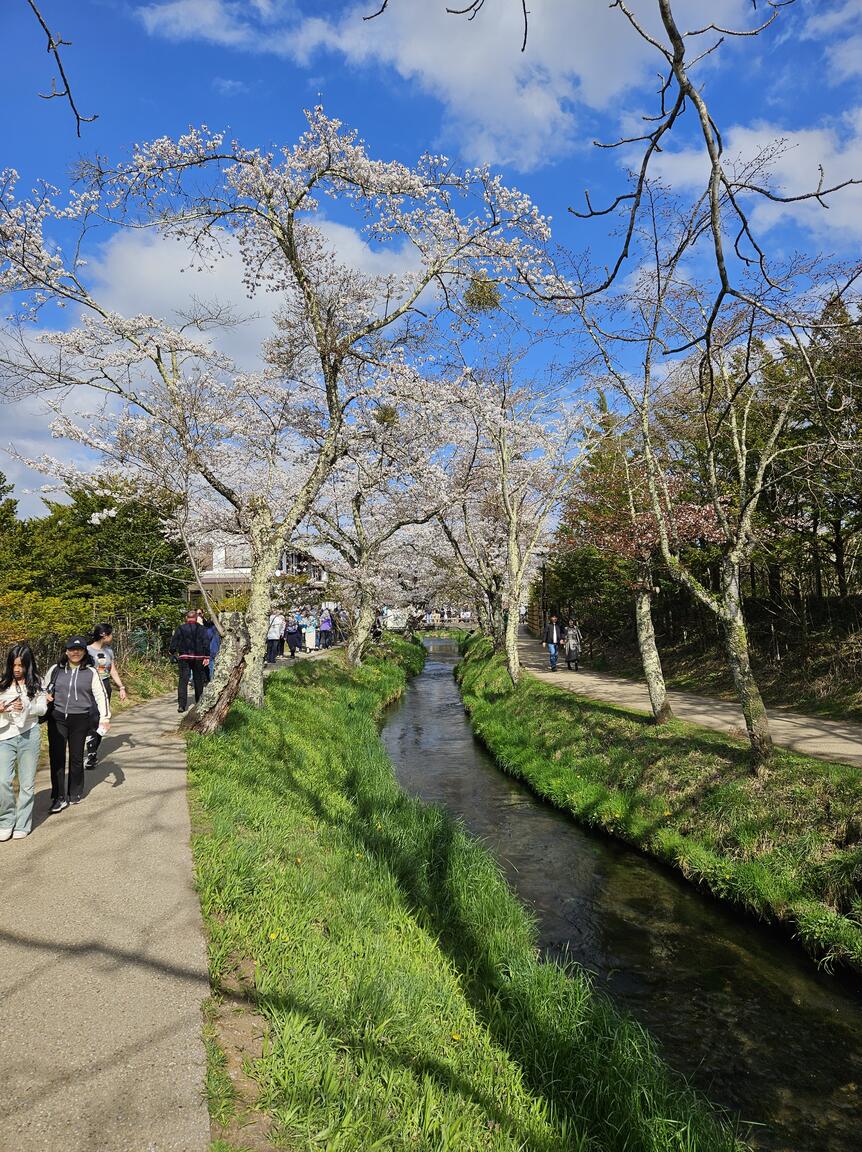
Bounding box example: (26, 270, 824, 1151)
(767, 562, 782, 604)
(719, 558, 772, 761)
(634, 585, 673, 724)
(503, 597, 521, 685)
(181, 612, 250, 735)
(239, 531, 284, 708)
(346, 594, 376, 667)
(488, 586, 505, 651)
(812, 511, 823, 601)
(833, 518, 848, 598)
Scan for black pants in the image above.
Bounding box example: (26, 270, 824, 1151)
(85, 679, 112, 767)
(178, 660, 206, 710)
(48, 713, 90, 801)
(266, 638, 281, 664)
(286, 632, 299, 657)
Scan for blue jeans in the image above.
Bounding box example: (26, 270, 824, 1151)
(0, 725, 42, 833)
(547, 642, 558, 670)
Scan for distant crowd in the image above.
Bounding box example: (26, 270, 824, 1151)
(265, 606, 343, 664)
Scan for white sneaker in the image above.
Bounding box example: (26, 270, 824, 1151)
(12, 829, 29, 839)
(0, 828, 12, 842)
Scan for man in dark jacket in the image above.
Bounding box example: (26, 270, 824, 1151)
(169, 610, 210, 712)
(542, 613, 563, 672)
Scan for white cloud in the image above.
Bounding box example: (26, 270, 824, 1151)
(212, 77, 249, 95)
(135, 0, 756, 170)
(833, 34, 862, 82)
(86, 221, 417, 367)
(137, 0, 296, 46)
(798, 2, 862, 84)
(651, 108, 862, 239)
(3, 215, 417, 514)
(801, 0, 860, 40)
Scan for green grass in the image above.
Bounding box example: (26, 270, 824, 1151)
(187, 635, 743, 1151)
(599, 637, 862, 724)
(458, 636, 862, 973)
(117, 656, 176, 706)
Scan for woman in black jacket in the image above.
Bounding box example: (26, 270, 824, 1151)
(45, 637, 110, 812)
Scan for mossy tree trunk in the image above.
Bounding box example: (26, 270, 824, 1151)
(719, 556, 772, 760)
(239, 507, 285, 708)
(634, 581, 673, 724)
(503, 593, 521, 685)
(181, 612, 249, 735)
(347, 594, 377, 667)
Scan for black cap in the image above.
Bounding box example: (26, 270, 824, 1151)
(65, 636, 88, 650)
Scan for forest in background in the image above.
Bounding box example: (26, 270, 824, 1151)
(544, 305, 862, 719)
(0, 471, 191, 666)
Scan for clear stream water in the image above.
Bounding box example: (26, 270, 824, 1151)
(380, 639, 862, 1152)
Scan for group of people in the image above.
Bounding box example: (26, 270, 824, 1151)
(0, 624, 126, 840)
(166, 604, 344, 714)
(265, 606, 338, 664)
(541, 614, 583, 672)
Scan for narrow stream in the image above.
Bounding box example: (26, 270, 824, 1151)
(381, 639, 862, 1152)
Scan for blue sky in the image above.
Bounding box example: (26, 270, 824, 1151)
(2, 0, 861, 512)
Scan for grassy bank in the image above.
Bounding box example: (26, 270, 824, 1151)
(187, 636, 742, 1151)
(117, 656, 175, 707)
(594, 637, 862, 724)
(458, 636, 862, 973)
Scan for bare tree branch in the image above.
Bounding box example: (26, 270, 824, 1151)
(25, 0, 97, 137)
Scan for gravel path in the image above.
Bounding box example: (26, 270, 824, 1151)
(520, 634, 862, 768)
(0, 695, 210, 1152)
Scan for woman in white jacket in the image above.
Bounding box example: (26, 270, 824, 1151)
(0, 643, 49, 840)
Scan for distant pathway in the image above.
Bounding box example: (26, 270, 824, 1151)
(520, 633, 862, 769)
(0, 695, 210, 1152)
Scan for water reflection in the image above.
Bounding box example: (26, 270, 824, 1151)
(381, 639, 862, 1152)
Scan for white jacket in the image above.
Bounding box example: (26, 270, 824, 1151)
(267, 614, 286, 640)
(0, 678, 49, 741)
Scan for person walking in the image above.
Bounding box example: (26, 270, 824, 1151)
(542, 613, 563, 672)
(204, 618, 221, 680)
(564, 618, 584, 672)
(45, 637, 110, 811)
(303, 610, 318, 653)
(266, 609, 286, 665)
(319, 608, 333, 649)
(0, 643, 49, 839)
(85, 623, 127, 771)
(169, 610, 210, 713)
(284, 612, 301, 659)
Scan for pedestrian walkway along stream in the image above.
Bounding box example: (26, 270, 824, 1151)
(0, 695, 210, 1152)
(382, 638, 862, 1152)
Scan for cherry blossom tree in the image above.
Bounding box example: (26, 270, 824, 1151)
(0, 108, 553, 718)
(438, 486, 508, 648)
(305, 373, 453, 665)
(450, 343, 595, 684)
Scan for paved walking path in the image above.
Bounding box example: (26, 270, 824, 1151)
(0, 696, 211, 1152)
(520, 634, 862, 768)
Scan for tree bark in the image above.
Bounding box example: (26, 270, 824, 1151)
(488, 586, 505, 651)
(239, 523, 284, 708)
(833, 518, 848, 598)
(181, 612, 249, 735)
(503, 597, 521, 685)
(812, 511, 823, 601)
(346, 594, 376, 667)
(719, 558, 772, 761)
(635, 584, 673, 724)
